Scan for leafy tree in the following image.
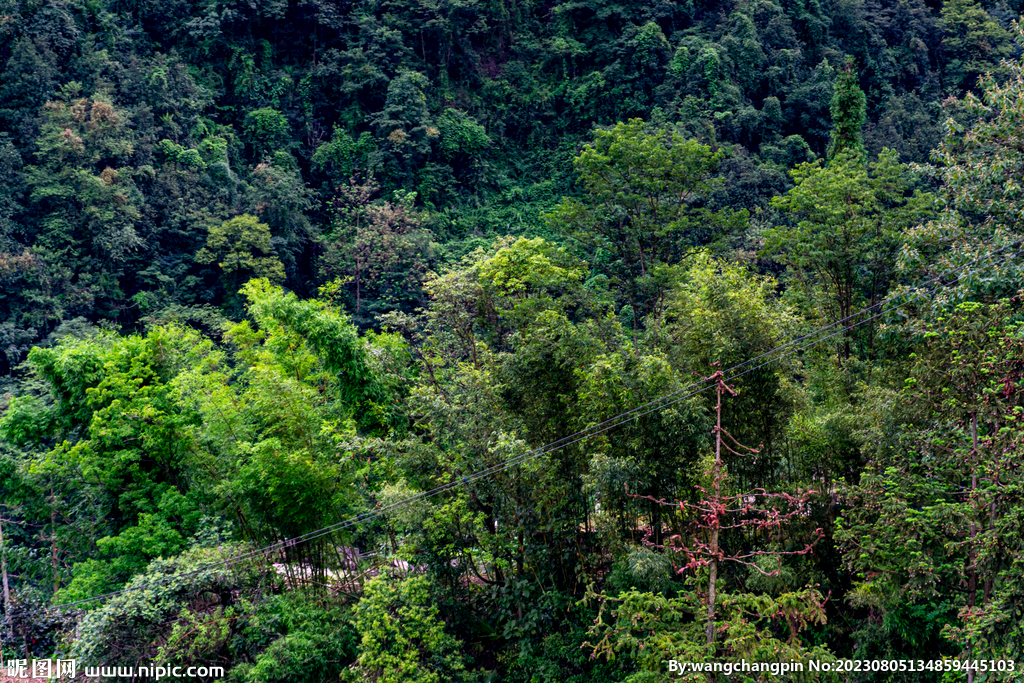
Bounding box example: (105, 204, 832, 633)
(230, 591, 358, 683)
(349, 574, 467, 683)
(168, 281, 392, 580)
(244, 108, 290, 159)
(320, 180, 433, 321)
(939, 0, 1012, 94)
(247, 160, 316, 282)
(238, 279, 401, 433)
(864, 93, 943, 164)
(10, 326, 205, 600)
(0, 38, 60, 139)
(434, 107, 492, 191)
(378, 238, 636, 674)
(370, 72, 436, 187)
(904, 27, 1024, 312)
(195, 215, 286, 311)
(71, 543, 270, 671)
(585, 585, 833, 683)
(20, 89, 144, 325)
(311, 129, 376, 187)
(767, 149, 934, 359)
(651, 252, 801, 485)
(546, 119, 746, 320)
(583, 378, 831, 681)
(827, 58, 866, 160)
(838, 299, 1024, 667)
(782, 58, 837, 156)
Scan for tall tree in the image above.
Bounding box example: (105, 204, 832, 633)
(827, 58, 866, 161)
(903, 27, 1024, 315)
(194, 214, 286, 313)
(838, 299, 1024, 667)
(545, 119, 745, 321)
(584, 372, 829, 679)
(767, 149, 934, 359)
(319, 179, 433, 322)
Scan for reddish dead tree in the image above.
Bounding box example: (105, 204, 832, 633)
(632, 369, 823, 646)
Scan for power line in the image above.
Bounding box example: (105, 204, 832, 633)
(12, 245, 1019, 618)
(6, 242, 1020, 620)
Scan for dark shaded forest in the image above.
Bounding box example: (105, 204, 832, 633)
(3, 0, 1024, 680)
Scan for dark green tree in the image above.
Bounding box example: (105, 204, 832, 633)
(939, 0, 1012, 93)
(827, 58, 866, 161)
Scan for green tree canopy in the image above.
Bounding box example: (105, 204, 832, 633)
(546, 119, 746, 320)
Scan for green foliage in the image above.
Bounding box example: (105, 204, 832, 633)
(606, 546, 676, 595)
(371, 71, 435, 186)
(196, 215, 286, 310)
(939, 0, 1012, 93)
(0, 0, 989, 337)
(651, 252, 800, 476)
(320, 180, 434, 322)
(230, 591, 358, 683)
(72, 543, 269, 671)
(838, 299, 1024, 665)
(905, 25, 1024, 313)
(828, 58, 866, 160)
(239, 279, 399, 432)
(28, 328, 193, 503)
(350, 574, 467, 683)
(767, 148, 934, 357)
(167, 282, 382, 574)
(546, 119, 746, 317)
(584, 582, 835, 682)
(312, 129, 376, 185)
(56, 489, 202, 604)
(244, 108, 290, 157)
(437, 108, 491, 163)
(3, 0, 1024, 678)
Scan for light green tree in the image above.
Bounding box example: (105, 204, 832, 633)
(11, 326, 206, 602)
(827, 58, 866, 160)
(195, 214, 285, 309)
(766, 149, 933, 359)
(545, 119, 745, 321)
(351, 574, 467, 683)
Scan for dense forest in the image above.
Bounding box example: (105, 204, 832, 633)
(3, 0, 1024, 679)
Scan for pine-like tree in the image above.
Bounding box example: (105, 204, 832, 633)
(827, 58, 866, 161)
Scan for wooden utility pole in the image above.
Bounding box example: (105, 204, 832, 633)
(706, 379, 722, 646)
(628, 367, 821, 680)
(706, 373, 737, 648)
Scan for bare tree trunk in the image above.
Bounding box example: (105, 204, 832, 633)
(356, 263, 361, 314)
(968, 414, 978, 608)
